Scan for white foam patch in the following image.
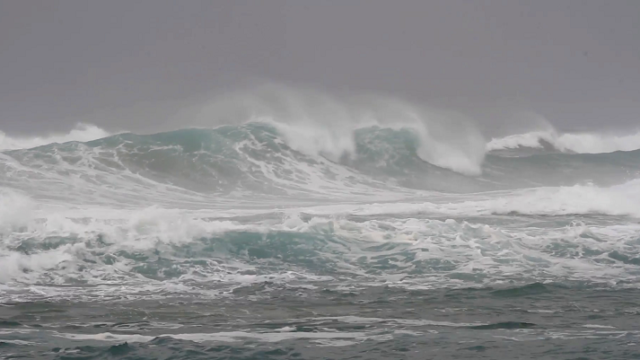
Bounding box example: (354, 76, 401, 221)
(583, 324, 616, 329)
(0, 124, 110, 150)
(0, 339, 37, 346)
(52, 330, 394, 343)
(310, 316, 484, 327)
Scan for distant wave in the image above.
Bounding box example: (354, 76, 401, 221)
(0, 124, 110, 150)
(324, 178, 640, 218)
(487, 129, 640, 154)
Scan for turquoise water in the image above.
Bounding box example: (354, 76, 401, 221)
(1, 123, 640, 359)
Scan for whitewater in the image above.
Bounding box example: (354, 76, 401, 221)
(2, 110, 640, 359)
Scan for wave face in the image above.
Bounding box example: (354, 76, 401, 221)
(2, 120, 640, 358)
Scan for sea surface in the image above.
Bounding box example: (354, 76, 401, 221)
(1, 121, 640, 359)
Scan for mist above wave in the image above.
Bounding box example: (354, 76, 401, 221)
(0, 86, 487, 176)
(191, 85, 487, 175)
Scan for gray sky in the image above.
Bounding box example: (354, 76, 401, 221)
(1, 0, 639, 135)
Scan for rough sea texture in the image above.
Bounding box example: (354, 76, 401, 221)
(1, 122, 640, 359)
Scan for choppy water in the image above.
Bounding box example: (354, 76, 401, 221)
(1, 121, 640, 359)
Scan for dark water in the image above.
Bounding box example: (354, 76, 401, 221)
(2, 284, 640, 359)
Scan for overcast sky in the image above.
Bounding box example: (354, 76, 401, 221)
(1, 0, 639, 134)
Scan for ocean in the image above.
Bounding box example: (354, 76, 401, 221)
(1, 120, 640, 359)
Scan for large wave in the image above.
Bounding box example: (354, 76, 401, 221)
(190, 85, 487, 175)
